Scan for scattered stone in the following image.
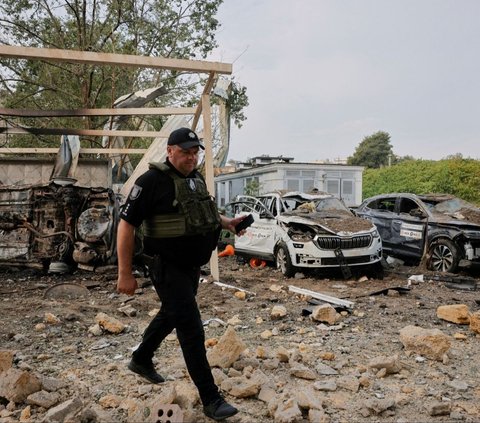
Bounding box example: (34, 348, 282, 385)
(437, 304, 471, 325)
(315, 362, 338, 375)
(88, 323, 103, 336)
(258, 384, 276, 403)
(427, 401, 451, 416)
(275, 346, 290, 363)
(453, 332, 468, 340)
(290, 363, 317, 380)
(40, 376, 68, 392)
(271, 305, 287, 320)
(205, 338, 218, 348)
(35, 323, 46, 331)
(260, 330, 273, 339)
(399, 325, 452, 361)
(313, 380, 337, 392)
(295, 386, 324, 410)
(26, 390, 60, 408)
(269, 284, 284, 292)
(44, 312, 61, 324)
(364, 398, 396, 415)
(446, 379, 469, 391)
(118, 304, 137, 317)
(336, 375, 360, 392)
(469, 311, 480, 334)
(273, 397, 303, 423)
(0, 350, 14, 373)
(221, 376, 260, 398)
(95, 312, 125, 334)
(43, 396, 83, 423)
(319, 352, 335, 361)
(175, 381, 200, 408)
(19, 405, 31, 422)
(0, 368, 42, 403)
(368, 354, 402, 374)
(227, 314, 242, 325)
(234, 291, 246, 300)
(308, 407, 330, 423)
(99, 394, 122, 408)
(256, 345, 269, 359)
(207, 326, 247, 368)
(311, 304, 338, 325)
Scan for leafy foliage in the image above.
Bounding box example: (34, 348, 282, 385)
(363, 158, 480, 205)
(0, 0, 248, 148)
(348, 131, 394, 168)
(244, 179, 261, 196)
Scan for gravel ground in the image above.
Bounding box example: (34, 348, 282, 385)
(0, 258, 479, 422)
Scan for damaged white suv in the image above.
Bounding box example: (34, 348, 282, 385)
(225, 191, 382, 277)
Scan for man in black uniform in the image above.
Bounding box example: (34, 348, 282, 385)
(117, 127, 246, 421)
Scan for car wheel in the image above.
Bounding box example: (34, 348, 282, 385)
(427, 239, 460, 273)
(275, 243, 296, 277)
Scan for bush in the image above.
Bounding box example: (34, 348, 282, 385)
(363, 159, 480, 205)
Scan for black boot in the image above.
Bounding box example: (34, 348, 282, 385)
(203, 397, 238, 421)
(128, 359, 165, 384)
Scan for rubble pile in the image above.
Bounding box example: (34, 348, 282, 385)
(0, 259, 479, 422)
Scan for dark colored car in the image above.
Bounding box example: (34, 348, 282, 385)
(355, 193, 480, 272)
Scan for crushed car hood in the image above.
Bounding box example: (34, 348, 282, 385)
(279, 210, 375, 235)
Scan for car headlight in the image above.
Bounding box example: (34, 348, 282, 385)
(290, 233, 313, 242)
(371, 229, 379, 238)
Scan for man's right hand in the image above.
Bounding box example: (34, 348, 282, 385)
(117, 273, 138, 296)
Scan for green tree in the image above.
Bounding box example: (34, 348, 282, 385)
(348, 131, 394, 168)
(0, 0, 247, 148)
(244, 179, 261, 196)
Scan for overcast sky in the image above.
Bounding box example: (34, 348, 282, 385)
(207, 0, 480, 163)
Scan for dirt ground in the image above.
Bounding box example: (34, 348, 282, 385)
(0, 257, 479, 423)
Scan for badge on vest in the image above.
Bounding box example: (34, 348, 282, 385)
(187, 179, 197, 191)
(129, 184, 143, 200)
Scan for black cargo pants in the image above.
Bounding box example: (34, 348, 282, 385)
(132, 257, 219, 405)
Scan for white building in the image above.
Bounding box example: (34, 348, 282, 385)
(215, 156, 364, 208)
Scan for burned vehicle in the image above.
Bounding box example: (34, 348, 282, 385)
(0, 182, 118, 272)
(354, 193, 480, 273)
(225, 191, 382, 277)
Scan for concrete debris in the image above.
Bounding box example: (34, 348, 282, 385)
(436, 304, 471, 324)
(399, 325, 452, 361)
(1, 258, 480, 423)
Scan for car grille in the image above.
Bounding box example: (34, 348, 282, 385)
(315, 235, 372, 250)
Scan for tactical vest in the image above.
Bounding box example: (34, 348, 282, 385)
(143, 162, 221, 238)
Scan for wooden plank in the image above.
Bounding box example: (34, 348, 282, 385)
(0, 107, 196, 117)
(288, 285, 355, 308)
(0, 45, 232, 74)
(192, 72, 217, 131)
(0, 127, 167, 138)
(202, 93, 219, 282)
(0, 148, 148, 154)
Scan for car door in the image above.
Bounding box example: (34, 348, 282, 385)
(390, 196, 427, 259)
(233, 195, 277, 259)
(357, 197, 397, 250)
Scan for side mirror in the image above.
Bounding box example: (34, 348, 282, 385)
(259, 211, 274, 219)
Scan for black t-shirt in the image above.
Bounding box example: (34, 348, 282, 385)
(120, 160, 221, 267)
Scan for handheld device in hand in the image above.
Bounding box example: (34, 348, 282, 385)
(235, 214, 254, 233)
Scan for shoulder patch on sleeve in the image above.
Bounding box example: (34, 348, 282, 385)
(129, 184, 143, 200)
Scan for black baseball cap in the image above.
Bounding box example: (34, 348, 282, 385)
(167, 127, 204, 150)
